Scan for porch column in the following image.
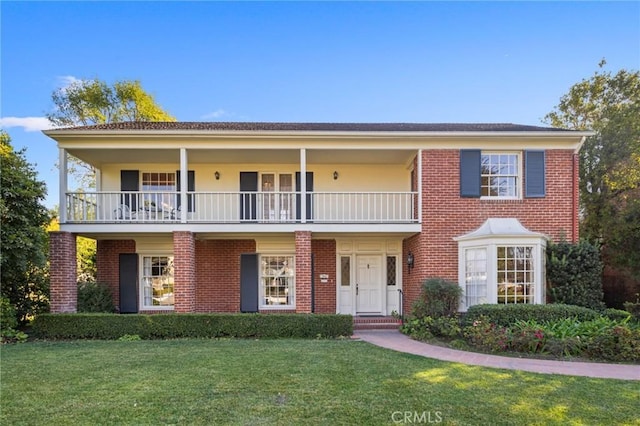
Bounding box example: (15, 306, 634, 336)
(59, 148, 67, 223)
(49, 231, 77, 313)
(300, 148, 306, 223)
(295, 230, 312, 313)
(417, 149, 423, 223)
(180, 148, 188, 223)
(173, 231, 196, 312)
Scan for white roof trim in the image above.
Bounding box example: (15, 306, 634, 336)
(454, 218, 546, 241)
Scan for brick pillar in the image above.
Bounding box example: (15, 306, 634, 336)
(173, 231, 196, 312)
(49, 231, 77, 313)
(295, 231, 312, 313)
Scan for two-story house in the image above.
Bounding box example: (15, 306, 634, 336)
(45, 122, 590, 317)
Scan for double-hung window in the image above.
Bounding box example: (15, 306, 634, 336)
(481, 153, 520, 198)
(141, 255, 174, 309)
(260, 255, 295, 308)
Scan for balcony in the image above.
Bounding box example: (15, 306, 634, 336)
(65, 191, 419, 224)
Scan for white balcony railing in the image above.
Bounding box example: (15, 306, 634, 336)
(64, 191, 418, 224)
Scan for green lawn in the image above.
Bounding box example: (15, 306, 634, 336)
(1, 339, 638, 425)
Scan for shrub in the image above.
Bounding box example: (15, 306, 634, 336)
(77, 282, 115, 313)
(584, 325, 640, 362)
(623, 298, 640, 322)
(602, 308, 632, 322)
(31, 313, 353, 340)
(1, 296, 27, 343)
(401, 315, 461, 341)
(546, 240, 605, 310)
(463, 317, 510, 353)
(411, 278, 462, 319)
(462, 304, 601, 327)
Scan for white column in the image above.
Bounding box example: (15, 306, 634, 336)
(300, 148, 306, 224)
(417, 149, 423, 223)
(180, 148, 188, 223)
(59, 148, 67, 223)
(95, 169, 102, 192)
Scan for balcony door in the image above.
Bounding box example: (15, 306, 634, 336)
(261, 173, 294, 222)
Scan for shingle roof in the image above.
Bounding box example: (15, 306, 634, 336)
(55, 121, 575, 132)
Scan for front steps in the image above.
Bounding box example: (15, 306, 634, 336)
(353, 316, 402, 330)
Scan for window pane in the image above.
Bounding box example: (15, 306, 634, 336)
(480, 153, 519, 198)
(386, 256, 397, 286)
(497, 246, 534, 304)
(261, 255, 295, 306)
(341, 257, 351, 286)
(465, 248, 487, 307)
(141, 256, 174, 308)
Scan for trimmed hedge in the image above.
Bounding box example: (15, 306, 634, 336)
(32, 313, 353, 340)
(462, 304, 601, 327)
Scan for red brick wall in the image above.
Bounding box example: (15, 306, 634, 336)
(173, 231, 196, 312)
(312, 239, 336, 313)
(49, 232, 77, 313)
(195, 239, 256, 312)
(403, 149, 579, 308)
(96, 239, 136, 309)
(295, 231, 312, 313)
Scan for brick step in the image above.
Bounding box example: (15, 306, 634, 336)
(353, 316, 402, 330)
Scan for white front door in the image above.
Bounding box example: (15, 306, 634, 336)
(356, 255, 383, 314)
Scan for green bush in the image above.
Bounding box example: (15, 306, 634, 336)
(401, 315, 461, 341)
(32, 313, 353, 340)
(77, 282, 115, 313)
(602, 308, 632, 322)
(411, 278, 462, 319)
(463, 317, 510, 353)
(584, 325, 640, 362)
(623, 299, 640, 322)
(1, 296, 27, 343)
(462, 304, 601, 327)
(546, 240, 605, 310)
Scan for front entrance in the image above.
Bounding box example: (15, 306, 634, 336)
(356, 255, 383, 314)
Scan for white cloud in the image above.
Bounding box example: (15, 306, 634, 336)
(57, 75, 81, 88)
(0, 117, 54, 132)
(201, 109, 230, 119)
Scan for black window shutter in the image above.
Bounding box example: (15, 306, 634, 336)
(176, 170, 196, 212)
(240, 253, 259, 312)
(239, 172, 258, 221)
(119, 253, 138, 313)
(460, 150, 481, 198)
(295, 172, 314, 220)
(525, 150, 546, 198)
(120, 170, 139, 209)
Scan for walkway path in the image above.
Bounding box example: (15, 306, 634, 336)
(354, 329, 640, 381)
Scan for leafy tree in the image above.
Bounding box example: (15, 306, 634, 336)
(545, 61, 640, 278)
(47, 78, 176, 188)
(0, 131, 51, 323)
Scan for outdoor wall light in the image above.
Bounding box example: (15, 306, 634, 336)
(407, 251, 414, 273)
(333, 171, 339, 180)
(215, 171, 220, 180)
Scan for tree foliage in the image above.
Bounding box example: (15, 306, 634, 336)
(545, 61, 640, 278)
(47, 78, 176, 127)
(47, 78, 176, 188)
(546, 240, 605, 310)
(0, 131, 51, 323)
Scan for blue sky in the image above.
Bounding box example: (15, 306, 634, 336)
(1, 1, 639, 208)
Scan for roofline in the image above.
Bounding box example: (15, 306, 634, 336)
(44, 129, 596, 138)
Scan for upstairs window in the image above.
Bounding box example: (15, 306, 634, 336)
(481, 153, 520, 198)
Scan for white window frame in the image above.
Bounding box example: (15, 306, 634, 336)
(457, 237, 546, 311)
(139, 254, 175, 311)
(259, 254, 296, 310)
(140, 170, 178, 214)
(480, 152, 522, 200)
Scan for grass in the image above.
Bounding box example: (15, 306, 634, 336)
(1, 339, 638, 425)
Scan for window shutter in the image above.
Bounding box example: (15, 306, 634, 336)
(295, 172, 314, 221)
(176, 170, 196, 212)
(120, 170, 139, 209)
(119, 253, 138, 313)
(525, 151, 546, 198)
(240, 172, 258, 221)
(460, 150, 481, 197)
(240, 253, 259, 312)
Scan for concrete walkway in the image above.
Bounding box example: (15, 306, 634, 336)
(354, 329, 640, 381)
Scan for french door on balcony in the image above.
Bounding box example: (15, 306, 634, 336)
(261, 173, 294, 222)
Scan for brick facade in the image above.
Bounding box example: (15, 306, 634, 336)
(49, 232, 77, 313)
(96, 239, 136, 309)
(195, 239, 256, 312)
(173, 231, 196, 312)
(312, 239, 337, 313)
(402, 149, 579, 310)
(295, 231, 312, 313)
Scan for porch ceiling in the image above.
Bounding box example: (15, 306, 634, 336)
(67, 148, 415, 167)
